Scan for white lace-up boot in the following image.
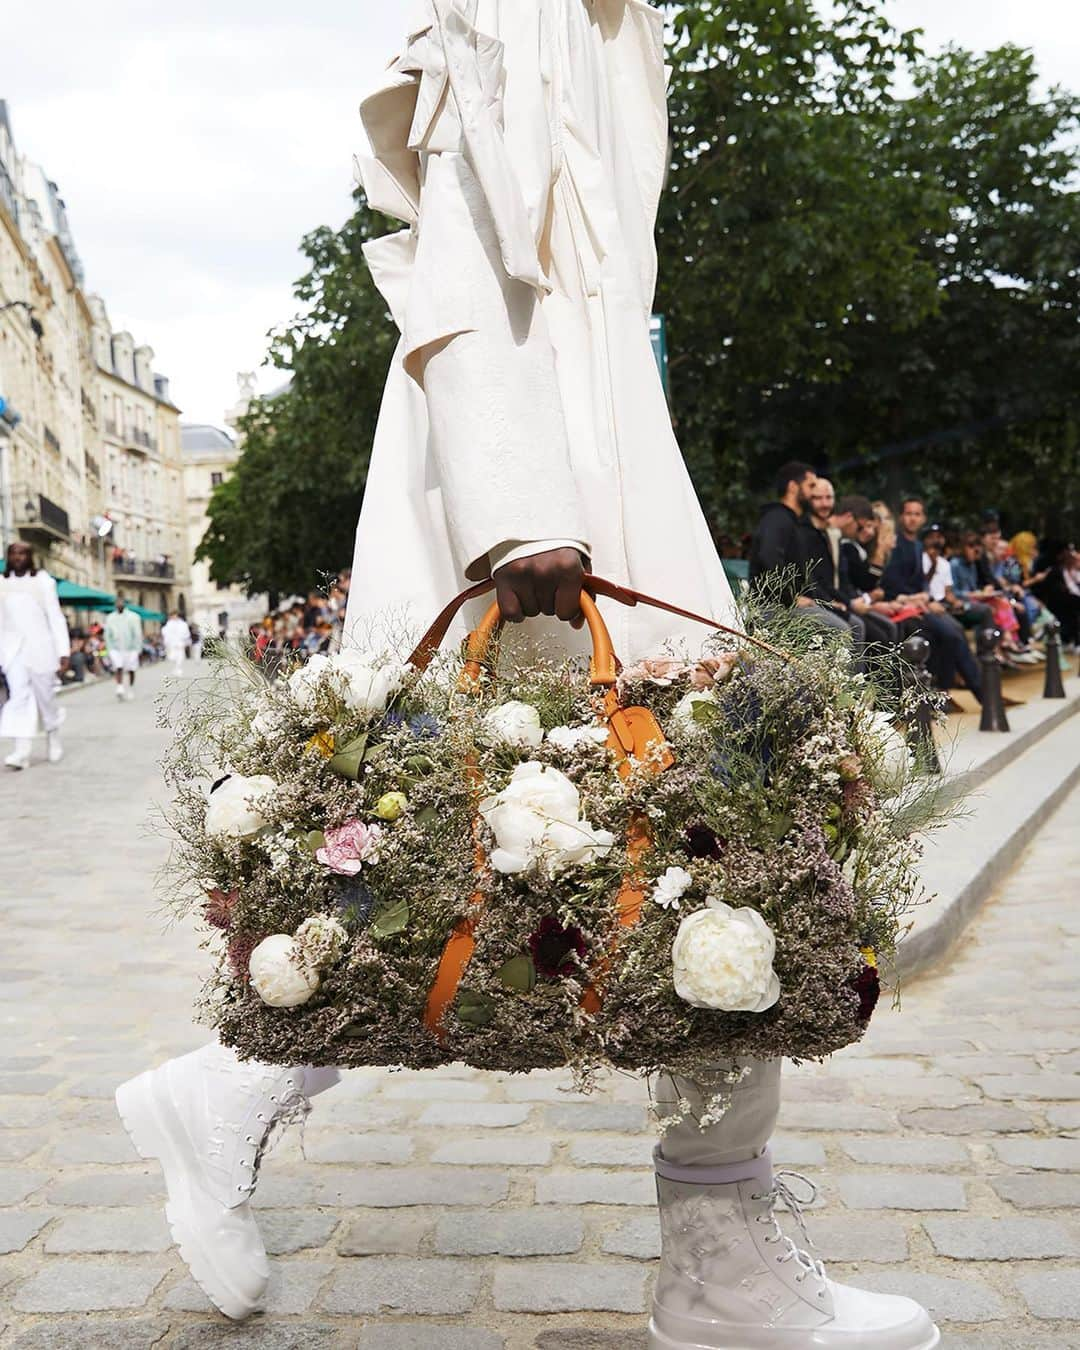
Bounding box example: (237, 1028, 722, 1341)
(648, 1148, 940, 1349)
(116, 1041, 339, 1320)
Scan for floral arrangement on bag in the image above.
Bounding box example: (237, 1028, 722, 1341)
(163, 581, 947, 1083)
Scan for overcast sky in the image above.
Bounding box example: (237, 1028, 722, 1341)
(3, 1, 1077, 427)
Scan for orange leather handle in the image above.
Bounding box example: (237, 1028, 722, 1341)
(460, 590, 617, 689)
(406, 573, 788, 675)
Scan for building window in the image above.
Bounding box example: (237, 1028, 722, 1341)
(210, 471, 224, 487)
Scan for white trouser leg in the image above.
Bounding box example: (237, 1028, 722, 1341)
(0, 659, 37, 740)
(29, 669, 63, 733)
(655, 1059, 782, 1166)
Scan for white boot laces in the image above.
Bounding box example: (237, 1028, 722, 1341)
(752, 1170, 828, 1294)
(233, 1074, 312, 1197)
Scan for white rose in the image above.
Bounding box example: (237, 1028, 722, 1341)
(248, 934, 320, 1008)
(652, 865, 694, 911)
(671, 900, 780, 1012)
(479, 761, 615, 875)
(330, 649, 408, 715)
(294, 913, 349, 969)
(204, 775, 277, 839)
(482, 700, 544, 750)
(546, 724, 610, 753)
(670, 688, 718, 736)
(861, 710, 912, 796)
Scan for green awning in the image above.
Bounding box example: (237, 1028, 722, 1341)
(56, 579, 118, 608)
(122, 603, 167, 622)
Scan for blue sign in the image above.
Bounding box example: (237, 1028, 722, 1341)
(650, 314, 669, 401)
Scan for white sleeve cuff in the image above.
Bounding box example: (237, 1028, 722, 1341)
(488, 538, 592, 574)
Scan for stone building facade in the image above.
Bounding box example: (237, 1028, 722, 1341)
(0, 99, 190, 619)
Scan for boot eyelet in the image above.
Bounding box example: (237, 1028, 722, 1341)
(270, 1095, 278, 1104)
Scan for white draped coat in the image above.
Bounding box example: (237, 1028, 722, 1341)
(344, 0, 736, 664)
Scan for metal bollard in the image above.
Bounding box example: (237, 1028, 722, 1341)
(900, 633, 942, 772)
(1043, 619, 1066, 699)
(977, 625, 1010, 732)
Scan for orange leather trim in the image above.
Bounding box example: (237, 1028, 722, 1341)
(421, 594, 677, 1041)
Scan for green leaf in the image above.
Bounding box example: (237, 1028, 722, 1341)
(369, 899, 410, 939)
(362, 741, 389, 763)
(302, 830, 326, 855)
(456, 989, 495, 1027)
(497, 955, 537, 993)
(329, 733, 368, 781)
(691, 699, 720, 726)
(405, 754, 436, 778)
(767, 812, 794, 841)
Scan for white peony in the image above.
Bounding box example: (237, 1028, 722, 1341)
(248, 934, 320, 1008)
(288, 650, 406, 717)
(480, 761, 615, 875)
(651, 865, 694, 911)
(671, 900, 780, 1012)
(546, 724, 610, 753)
(332, 649, 408, 715)
(670, 688, 718, 735)
(482, 700, 544, 750)
(204, 775, 277, 839)
(860, 710, 912, 796)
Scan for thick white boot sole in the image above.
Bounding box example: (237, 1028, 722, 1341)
(647, 1322, 941, 1350)
(116, 1071, 269, 1321)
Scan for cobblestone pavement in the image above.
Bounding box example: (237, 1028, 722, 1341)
(1, 665, 1078, 1348)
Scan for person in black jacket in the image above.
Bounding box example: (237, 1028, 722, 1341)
(748, 461, 817, 607)
(832, 495, 900, 647)
(801, 478, 866, 647)
(881, 497, 983, 700)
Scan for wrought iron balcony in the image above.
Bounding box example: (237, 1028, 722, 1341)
(112, 555, 175, 582)
(13, 485, 70, 542)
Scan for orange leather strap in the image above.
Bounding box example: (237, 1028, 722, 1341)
(406, 573, 789, 675)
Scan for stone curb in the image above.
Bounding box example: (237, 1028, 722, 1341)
(897, 683, 1080, 980)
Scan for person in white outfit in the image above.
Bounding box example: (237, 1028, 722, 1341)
(0, 542, 70, 769)
(118, 4, 939, 1345)
(104, 599, 143, 699)
(162, 612, 192, 676)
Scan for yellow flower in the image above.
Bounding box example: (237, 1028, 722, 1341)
(306, 731, 336, 760)
(860, 946, 877, 969)
(375, 791, 408, 822)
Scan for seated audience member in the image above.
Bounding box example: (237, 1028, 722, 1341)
(748, 461, 817, 607)
(924, 528, 991, 630)
(802, 478, 866, 647)
(950, 532, 1035, 660)
(1030, 541, 1080, 651)
(881, 497, 983, 700)
(980, 521, 1036, 649)
(832, 495, 900, 646)
(748, 462, 863, 647)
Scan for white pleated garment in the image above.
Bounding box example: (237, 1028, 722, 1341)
(344, 0, 737, 664)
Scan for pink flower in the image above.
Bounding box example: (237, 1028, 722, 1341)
(316, 820, 384, 876)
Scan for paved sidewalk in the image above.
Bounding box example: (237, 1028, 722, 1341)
(1, 664, 1078, 1348)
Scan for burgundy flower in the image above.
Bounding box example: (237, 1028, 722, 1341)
(850, 964, 880, 1022)
(204, 888, 238, 931)
(528, 916, 587, 979)
(227, 933, 263, 985)
(685, 824, 723, 860)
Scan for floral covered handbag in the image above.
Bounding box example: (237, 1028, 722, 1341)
(170, 576, 936, 1081)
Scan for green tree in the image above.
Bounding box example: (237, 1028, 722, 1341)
(656, 0, 950, 527)
(196, 199, 397, 598)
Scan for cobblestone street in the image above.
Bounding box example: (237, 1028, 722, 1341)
(1, 665, 1078, 1348)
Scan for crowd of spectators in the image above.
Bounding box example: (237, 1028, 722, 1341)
(249, 571, 351, 677)
(747, 462, 1080, 703)
(60, 620, 201, 684)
